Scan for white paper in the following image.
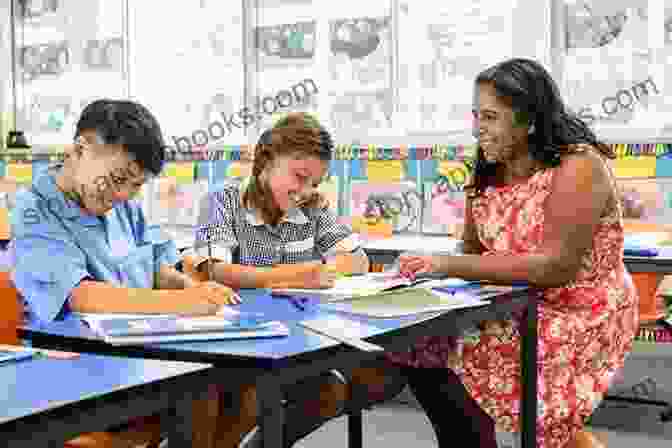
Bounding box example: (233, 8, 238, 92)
(103, 322, 290, 346)
(320, 289, 488, 318)
(300, 315, 382, 339)
(272, 272, 419, 302)
(74, 306, 240, 334)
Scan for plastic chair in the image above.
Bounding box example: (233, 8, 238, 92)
(0, 271, 163, 448)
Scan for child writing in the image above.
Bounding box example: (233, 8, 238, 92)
(184, 113, 393, 447)
(11, 99, 237, 447)
(189, 112, 370, 287)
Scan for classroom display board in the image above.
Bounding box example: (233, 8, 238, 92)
(130, 0, 246, 147)
(5, 0, 672, 235)
(397, 0, 516, 133)
(561, 0, 672, 139)
(9, 0, 128, 147)
(3, 142, 672, 234)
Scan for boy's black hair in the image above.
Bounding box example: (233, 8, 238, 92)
(75, 99, 166, 175)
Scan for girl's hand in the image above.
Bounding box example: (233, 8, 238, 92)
(397, 255, 437, 279)
(189, 281, 242, 306)
(302, 262, 338, 289)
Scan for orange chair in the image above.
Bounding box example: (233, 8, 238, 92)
(0, 271, 162, 448)
(622, 223, 672, 323)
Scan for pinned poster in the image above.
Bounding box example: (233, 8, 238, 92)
(0, 207, 9, 240)
(613, 157, 656, 178)
(438, 160, 470, 189)
(5, 163, 33, 184)
(226, 161, 252, 178)
(164, 163, 194, 185)
(366, 160, 405, 183)
(656, 155, 672, 178)
(317, 176, 339, 212)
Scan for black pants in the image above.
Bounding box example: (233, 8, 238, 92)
(401, 367, 497, 448)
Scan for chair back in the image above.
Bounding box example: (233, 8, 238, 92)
(0, 264, 150, 448)
(0, 271, 21, 344)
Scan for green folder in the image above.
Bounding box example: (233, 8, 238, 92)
(344, 288, 451, 311)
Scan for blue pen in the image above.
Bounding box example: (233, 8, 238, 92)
(289, 297, 307, 311)
(432, 285, 478, 295)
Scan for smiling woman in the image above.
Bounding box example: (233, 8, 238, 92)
(392, 58, 638, 448)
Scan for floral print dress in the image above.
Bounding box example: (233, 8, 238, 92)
(387, 152, 639, 448)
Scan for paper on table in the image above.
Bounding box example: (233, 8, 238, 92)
(101, 322, 291, 346)
(298, 315, 384, 352)
(272, 273, 424, 302)
(0, 344, 80, 359)
(320, 288, 488, 318)
(74, 306, 241, 334)
(301, 315, 382, 339)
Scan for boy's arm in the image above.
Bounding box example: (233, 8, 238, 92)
(69, 281, 215, 315)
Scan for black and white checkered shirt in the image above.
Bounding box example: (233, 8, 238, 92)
(194, 181, 359, 266)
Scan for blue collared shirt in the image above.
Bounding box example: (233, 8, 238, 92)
(11, 170, 179, 323)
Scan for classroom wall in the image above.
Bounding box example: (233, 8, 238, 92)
(2, 0, 672, 238)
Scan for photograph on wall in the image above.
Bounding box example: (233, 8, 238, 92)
(329, 16, 391, 91)
(397, 0, 515, 133)
(254, 21, 316, 68)
(350, 180, 422, 233)
(561, 0, 672, 135)
(329, 90, 392, 133)
(327, 14, 393, 135)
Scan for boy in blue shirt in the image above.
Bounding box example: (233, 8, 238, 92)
(11, 99, 237, 448)
(12, 99, 238, 324)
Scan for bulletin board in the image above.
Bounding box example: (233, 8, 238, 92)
(560, 0, 672, 140)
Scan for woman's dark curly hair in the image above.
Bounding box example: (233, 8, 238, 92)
(466, 58, 614, 196)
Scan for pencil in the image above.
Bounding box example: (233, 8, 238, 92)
(207, 236, 214, 281)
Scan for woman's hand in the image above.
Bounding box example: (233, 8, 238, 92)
(397, 254, 438, 279)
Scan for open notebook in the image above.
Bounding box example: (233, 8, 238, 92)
(73, 307, 289, 345)
(271, 272, 438, 302)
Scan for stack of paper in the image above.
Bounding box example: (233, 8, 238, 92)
(74, 308, 289, 345)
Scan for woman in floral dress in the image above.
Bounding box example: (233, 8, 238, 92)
(391, 58, 638, 448)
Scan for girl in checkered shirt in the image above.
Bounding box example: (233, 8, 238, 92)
(189, 112, 370, 289)
(183, 113, 404, 448)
